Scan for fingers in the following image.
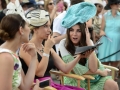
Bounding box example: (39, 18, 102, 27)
(21, 43, 35, 52)
(81, 49, 94, 58)
(36, 79, 40, 86)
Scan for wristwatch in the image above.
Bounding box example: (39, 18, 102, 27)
(43, 53, 49, 58)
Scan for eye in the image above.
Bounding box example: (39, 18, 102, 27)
(43, 25, 48, 28)
(77, 29, 81, 32)
(69, 28, 73, 31)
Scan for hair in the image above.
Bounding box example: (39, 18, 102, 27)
(63, 1, 68, 10)
(1, 0, 7, 9)
(65, 22, 87, 66)
(44, 0, 50, 11)
(0, 14, 26, 40)
(70, 0, 84, 5)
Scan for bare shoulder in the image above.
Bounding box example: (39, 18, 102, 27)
(0, 52, 14, 65)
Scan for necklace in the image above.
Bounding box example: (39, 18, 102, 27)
(37, 47, 44, 53)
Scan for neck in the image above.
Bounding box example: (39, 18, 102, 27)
(0, 39, 22, 53)
(111, 9, 117, 16)
(30, 36, 43, 48)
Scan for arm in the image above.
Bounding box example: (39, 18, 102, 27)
(51, 48, 82, 74)
(19, 43, 38, 90)
(52, 13, 66, 44)
(19, 38, 54, 77)
(86, 27, 98, 73)
(50, 6, 58, 24)
(52, 32, 66, 44)
(100, 16, 105, 36)
(88, 51, 98, 73)
(0, 53, 14, 90)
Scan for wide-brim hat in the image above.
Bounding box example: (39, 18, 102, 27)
(61, 2, 96, 28)
(104, 0, 120, 10)
(26, 9, 49, 27)
(92, 0, 103, 6)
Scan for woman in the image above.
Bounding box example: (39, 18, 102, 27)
(19, 9, 92, 90)
(44, 0, 60, 24)
(98, 0, 120, 68)
(0, 14, 41, 90)
(58, 2, 119, 90)
(59, 22, 118, 90)
(93, 0, 103, 43)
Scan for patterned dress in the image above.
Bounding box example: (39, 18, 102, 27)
(59, 39, 112, 90)
(98, 10, 120, 62)
(0, 48, 22, 90)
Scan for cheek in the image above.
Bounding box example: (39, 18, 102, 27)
(78, 33, 81, 39)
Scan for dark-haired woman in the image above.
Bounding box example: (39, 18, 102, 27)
(0, 14, 41, 90)
(59, 22, 118, 90)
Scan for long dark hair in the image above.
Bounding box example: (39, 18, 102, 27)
(65, 22, 87, 66)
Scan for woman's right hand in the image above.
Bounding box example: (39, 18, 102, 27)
(100, 30, 105, 36)
(80, 49, 94, 58)
(99, 69, 111, 76)
(44, 35, 55, 50)
(21, 43, 37, 59)
(32, 79, 42, 90)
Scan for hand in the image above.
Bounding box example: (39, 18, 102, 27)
(21, 43, 37, 58)
(32, 79, 42, 90)
(80, 49, 94, 58)
(85, 27, 92, 46)
(100, 30, 105, 36)
(44, 35, 55, 50)
(99, 69, 111, 76)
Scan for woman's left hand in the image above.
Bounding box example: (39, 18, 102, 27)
(85, 27, 93, 46)
(32, 79, 43, 90)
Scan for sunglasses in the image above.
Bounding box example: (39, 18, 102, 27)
(48, 3, 53, 5)
(95, 4, 103, 8)
(112, 2, 120, 5)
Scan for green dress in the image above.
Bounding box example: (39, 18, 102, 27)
(59, 39, 112, 90)
(0, 48, 22, 90)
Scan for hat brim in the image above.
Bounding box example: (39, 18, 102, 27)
(26, 9, 50, 27)
(104, 0, 120, 10)
(104, 4, 111, 10)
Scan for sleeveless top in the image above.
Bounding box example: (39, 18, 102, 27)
(0, 48, 22, 90)
(20, 52, 56, 79)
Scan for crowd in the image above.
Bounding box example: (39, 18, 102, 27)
(0, 0, 120, 90)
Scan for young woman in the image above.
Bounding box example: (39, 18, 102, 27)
(0, 14, 41, 90)
(59, 22, 119, 90)
(98, 0, 120, 68)
(19, 9, 93, 90)
(58, 2, 119, 90)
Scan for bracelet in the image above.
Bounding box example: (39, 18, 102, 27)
(43, 53, 49, 58)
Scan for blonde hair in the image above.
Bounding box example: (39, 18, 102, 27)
(44, 0, 49, 11)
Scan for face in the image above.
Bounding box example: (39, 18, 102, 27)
(21, 23, 31, 43)
(110, 3, 120, 10)
(95, 4, 103, 13)
(48, 0, 54, 10)
(35, 20, 51, 40)
(69, 24, 81, 46)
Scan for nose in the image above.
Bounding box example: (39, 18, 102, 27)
(73, 31, 77, 35)
(48, 26, 51, 32)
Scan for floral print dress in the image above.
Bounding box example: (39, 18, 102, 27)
(0, 48, 22, 90)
